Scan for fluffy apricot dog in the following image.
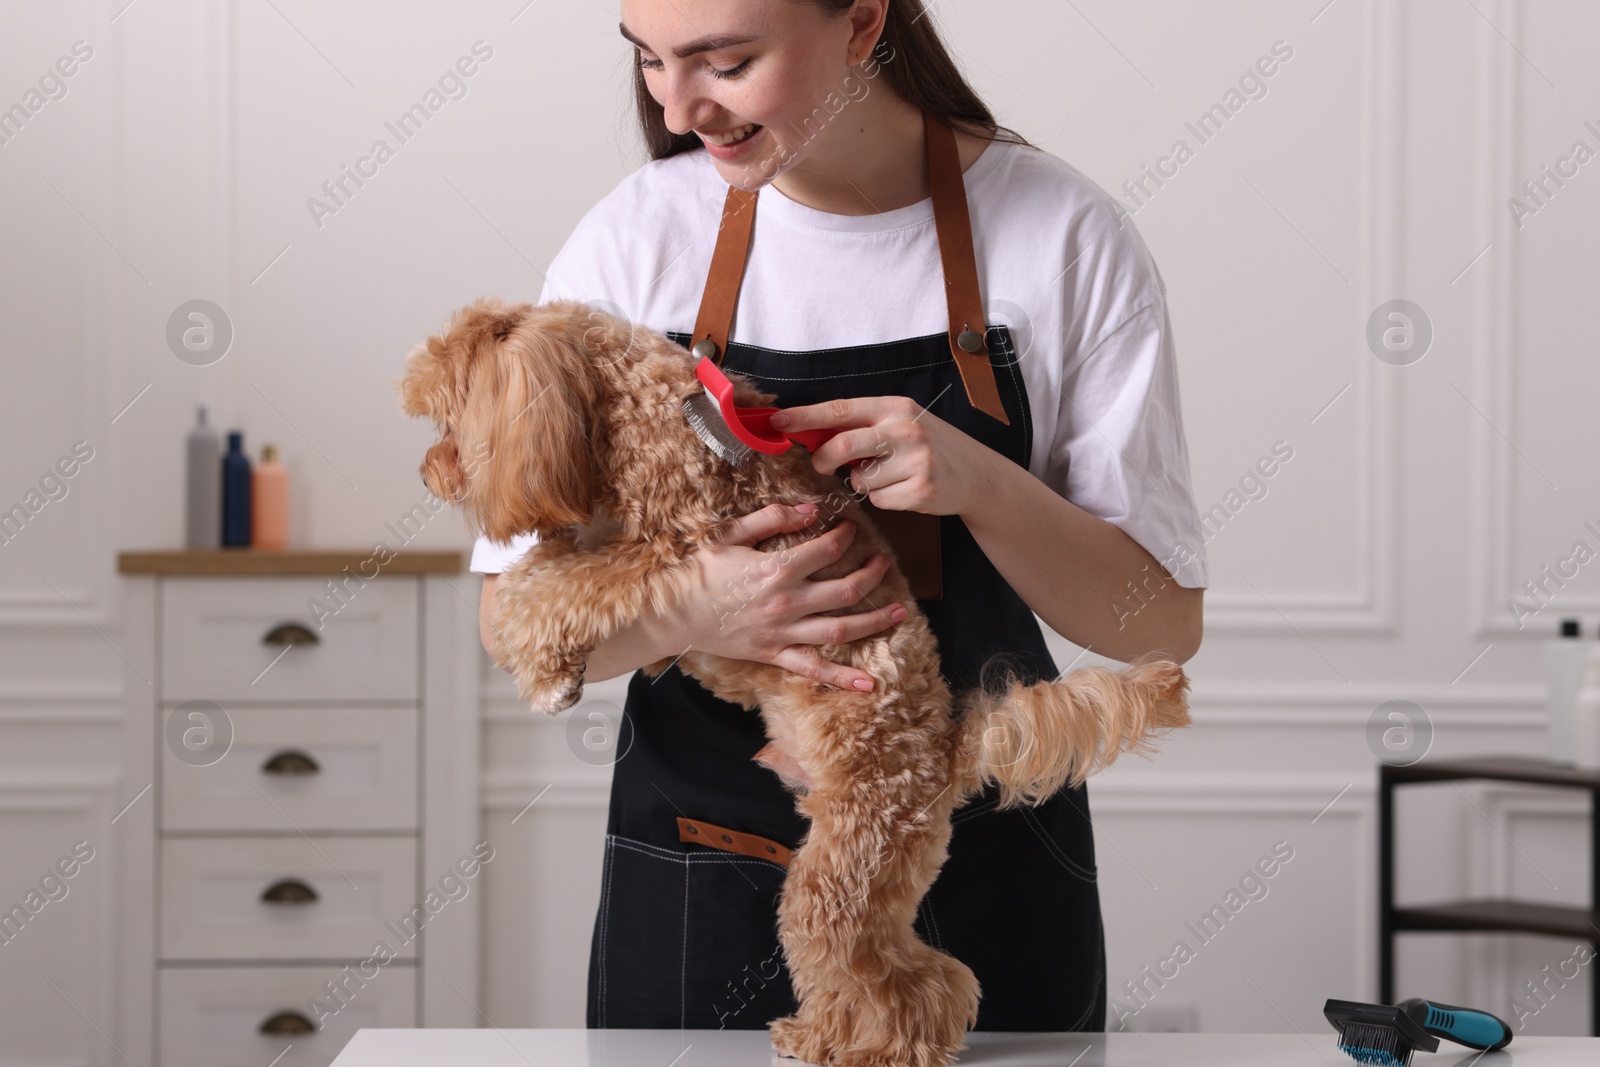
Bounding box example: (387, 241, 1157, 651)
(396, 297, 1191, 1067)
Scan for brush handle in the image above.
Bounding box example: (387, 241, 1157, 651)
(1401, 998, 1511, 1051)
(786, 427, 840, 454)
(786, 427, 871, 470)
(696, 357, 864, 466)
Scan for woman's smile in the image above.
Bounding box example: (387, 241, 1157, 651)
(699, 121, 765, 159)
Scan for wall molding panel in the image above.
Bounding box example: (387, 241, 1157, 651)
(1195, 0, 1401, 638)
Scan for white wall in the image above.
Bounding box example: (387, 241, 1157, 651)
(2, 0, 1597, 1056)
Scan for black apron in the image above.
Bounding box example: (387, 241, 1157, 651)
(585, 109, 1107, 1034)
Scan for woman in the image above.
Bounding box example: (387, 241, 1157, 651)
(473, 0, 1208, 1034)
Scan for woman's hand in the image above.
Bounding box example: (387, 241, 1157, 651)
(656, 502, 908, 692)
(768, 396, 1000, 517)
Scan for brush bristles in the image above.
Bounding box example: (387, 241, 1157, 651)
(682, 394, 756, 467)
(1336, 1022, 1414, 1066)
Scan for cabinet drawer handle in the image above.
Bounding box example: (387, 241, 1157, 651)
(260, 878, 319, 905)
(262, 622, 319, 647)
(262, 750, 320, 776)
(259, 1010, 315, 1034)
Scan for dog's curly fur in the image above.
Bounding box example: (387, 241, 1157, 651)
(395, 297, 1192, 1067)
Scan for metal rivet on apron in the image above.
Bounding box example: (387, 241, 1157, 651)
(765, 845, 777, 854)
(721, 834, 733, 843)
(691, 338, 717, 361)
(957, 328, 984, 353)
(687, 826, 699, 834)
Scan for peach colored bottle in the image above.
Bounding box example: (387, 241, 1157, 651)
(252, 444, 289, 550)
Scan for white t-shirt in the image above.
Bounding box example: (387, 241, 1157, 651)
(469, 137, 1209, 590)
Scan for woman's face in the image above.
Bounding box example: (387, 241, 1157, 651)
(619, 0, 883, 188)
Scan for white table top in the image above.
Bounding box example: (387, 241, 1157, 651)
(330, 1027, 1594, 1065)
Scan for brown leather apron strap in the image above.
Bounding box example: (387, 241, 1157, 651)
(691, 186, 758, 368)
(688, 106, 1008, 600)
(923, 110, 1010, 426)
(690, 108, 1009, 428)
(677, 816, 794, 867)
(863, 506, 941, 599)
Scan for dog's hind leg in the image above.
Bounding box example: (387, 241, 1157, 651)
(960, 652, 1191, 808)
(769, 778, 976, 1067)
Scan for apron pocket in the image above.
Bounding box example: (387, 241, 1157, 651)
(590, 832, 795, 1030)
(590, 835, 685, 1028)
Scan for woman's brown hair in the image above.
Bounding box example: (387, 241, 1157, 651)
(631, 0, 1035, 161)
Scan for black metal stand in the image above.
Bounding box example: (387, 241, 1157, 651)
(1378, 756, 1600, 1036)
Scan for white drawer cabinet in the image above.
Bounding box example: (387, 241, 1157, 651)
(162, 704, 418, 832)
(161, 836, 420, 961)
(159, 965, 415, 1067)
(160, 577, 420, 703)
(116, 551, 482, 1067)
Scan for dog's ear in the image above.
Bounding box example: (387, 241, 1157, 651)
(419, 434, 465, 502)
(396, 297, 534, 420)
(465, 302, 603, 543)
(394, 335, 447, 420)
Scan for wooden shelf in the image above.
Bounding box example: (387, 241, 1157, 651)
(117, 549, 462, 576)
(1393, 899, 1600, 940)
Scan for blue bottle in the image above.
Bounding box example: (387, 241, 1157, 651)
(221, 430, 254, 547)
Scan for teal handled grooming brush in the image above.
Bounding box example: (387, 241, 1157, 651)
(1324, 997, 1511, 1065)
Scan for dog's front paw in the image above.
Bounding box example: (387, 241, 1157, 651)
(506, 652, 587, 715)
(525, 674, 584, 714)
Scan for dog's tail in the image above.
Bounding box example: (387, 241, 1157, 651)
(952, 652, 1191, 809)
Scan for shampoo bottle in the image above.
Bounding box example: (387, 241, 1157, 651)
(1573, 634, 1600, 772)
(221, 431, 253, 547)
(252, 444, 289, 550)
(1545, 618, 1586, 765)
(184, 404, 221, 549)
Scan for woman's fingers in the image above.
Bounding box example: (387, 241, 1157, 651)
(789, 599, 908, 651)
(801, 551, 892, 614)
(773, 645, 879, 692)
(707, 501, 907, 693)
(775, 554, 906, 690)
(719, 501, 817, 547)
(773, 518, 858, 577)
